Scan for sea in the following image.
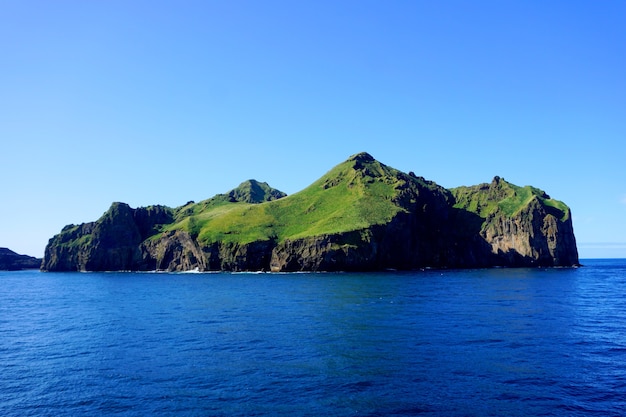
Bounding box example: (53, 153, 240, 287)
(1, 259, 625, 416)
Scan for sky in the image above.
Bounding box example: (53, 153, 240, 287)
(1, 0, 625, 259)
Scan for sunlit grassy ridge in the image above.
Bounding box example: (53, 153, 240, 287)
(165, 153, 411, 244)
(451, 177, 569, 221)
(160, 157, 572, 247)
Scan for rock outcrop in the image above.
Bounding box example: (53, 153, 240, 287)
(451, 175, 579, 267)
(0, 248, 42, 270)
(41, 153, 579, 272)
(43, 203, 174, 271)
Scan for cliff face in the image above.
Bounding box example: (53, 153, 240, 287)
(0, 248, 42, 270)
(42, 153, 579, 272)
(480, 197, 578, 266)
(451, 176, 578, 267)
(43, 203, 174, 271)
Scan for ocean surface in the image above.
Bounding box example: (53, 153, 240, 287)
(1, 259, 625, 416)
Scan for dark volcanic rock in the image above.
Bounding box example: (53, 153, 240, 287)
(480, 196, 579, 267)
(42, 203, 174, 271)
(451, 176, 579, 267)
(0, 248, 42, 270)
(140, 230, 208, 271)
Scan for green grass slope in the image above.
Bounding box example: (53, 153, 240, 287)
(451, 176, 570, 221)
(163, 152, 420, 245)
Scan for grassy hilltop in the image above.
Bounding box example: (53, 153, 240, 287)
(167, 152, 440, 245)
(452, 176, 570, 222)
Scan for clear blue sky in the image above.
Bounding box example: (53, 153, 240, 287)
(1, 1, 625, 259)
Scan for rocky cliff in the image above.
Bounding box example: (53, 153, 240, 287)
(0, 248, 42, 270)
(43, 204, 174, 271)
(451, 176, 579, 267)
(42, 153, 579, 272)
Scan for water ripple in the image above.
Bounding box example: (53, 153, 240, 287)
(1, 262, 626, 416)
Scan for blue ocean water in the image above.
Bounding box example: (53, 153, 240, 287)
(1, 260, 626, 416)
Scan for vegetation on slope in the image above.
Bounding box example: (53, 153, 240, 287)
(49, 159, 572, 252)
(164, 153, 424, 245)
(451, 176, 569, 221)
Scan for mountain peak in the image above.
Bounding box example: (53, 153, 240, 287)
(227, 179, 287, 204)
(348, 152, 375, 164)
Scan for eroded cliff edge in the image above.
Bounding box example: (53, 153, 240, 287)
(42, 154, 579, 272)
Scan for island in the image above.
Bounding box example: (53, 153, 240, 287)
(0, 248, 42, 270)
(41, 152, 579, 272)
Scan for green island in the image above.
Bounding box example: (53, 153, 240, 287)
(42, 152, 579, 272)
